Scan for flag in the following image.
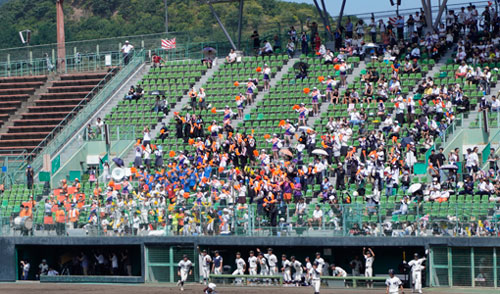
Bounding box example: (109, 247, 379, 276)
(161, 38, 176, 50)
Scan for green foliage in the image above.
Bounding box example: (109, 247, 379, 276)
(0, 0, 321, 49)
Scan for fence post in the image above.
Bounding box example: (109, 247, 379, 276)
(493, 247, 497, 288)
(7, 54, 10, 77)
(448, 247, 453, 287)
(470, 247, 475, 287)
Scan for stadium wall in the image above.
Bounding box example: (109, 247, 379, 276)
(0, 236, 499, 285)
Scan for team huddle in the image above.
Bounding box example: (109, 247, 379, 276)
(176, 247, 427, 294)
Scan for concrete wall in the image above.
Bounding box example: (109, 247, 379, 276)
(0, 236, 499, 282)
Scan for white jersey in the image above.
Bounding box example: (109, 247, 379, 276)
(408, 257, 426, 272)
(333, 266, 347, 277)
(292, 260, 303, 273)
(201, 255, 212, 268)
(248, 256, 258, 269)
(282, 259, 292, 271)
(235, 258, 246, 270)
(178, 260, 192, 272)
(306, 261, 313, 272)
(364, 255, 374, 268)
(315, 257, 325, 271)
(310, 267, 321, 280)
(265, 253, 278, 267)
(259, 257, 269, 271)
(386, 276, 402, 293)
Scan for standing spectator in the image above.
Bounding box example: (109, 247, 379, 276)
(250, 31, 260, 55)
(345, 17, 354, 39)
(300, 32, 309, 55)
(369, 17, 377, 43)
(121, 40, 134, 65)
(26, 165, 34, 190)
(407, 14, 415, 35)
(286, 39, 295, 58)
(396, 15, 405, 40)
(151, 53, 163, 67)
(20, 260, 30, 280)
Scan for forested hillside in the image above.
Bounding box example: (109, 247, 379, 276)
(0, 0, 322, 49)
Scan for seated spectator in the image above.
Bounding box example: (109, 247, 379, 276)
(411, 59, 421, 73)
(323, 49, 334, 65)
(225, 49, 237, 64)
(125, 86, 135, 100)
(491, 96, 500, 112)
(455, 61, 468, 79)
(259, 40, 273, 56)
(410, 46, 421, 59)
(308, 205, 323, 229)
(151, 53, 164, 67)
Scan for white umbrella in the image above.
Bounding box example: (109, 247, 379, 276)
(365, 42, 379, 48)
(440, 164, 458, 170)
(312, 149, 328, 156)
(408, 183, 422, 194)
(298, 126, 314, 133)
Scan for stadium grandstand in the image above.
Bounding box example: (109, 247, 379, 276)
(0, 0, 500, 293)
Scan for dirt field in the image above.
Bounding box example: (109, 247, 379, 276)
(0, 283, 492, 294)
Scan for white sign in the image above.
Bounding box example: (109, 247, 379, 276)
(105, 54, 112, 66)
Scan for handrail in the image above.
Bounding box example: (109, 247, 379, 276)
(29, 50, 146, 172)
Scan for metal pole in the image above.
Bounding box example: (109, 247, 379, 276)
(433, 0, 448, 30)
(207, 2, 237, 50)
(237, 0, 244, 50)
(164, 0, 168, 33)
(320, 0, 333, 41)
(336, 0, 347, 49)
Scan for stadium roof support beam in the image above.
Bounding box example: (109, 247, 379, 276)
(335, 0, 347, 48)
(421, 0, 433, 32)
(312, 0, 333, 41)
(433, 0, 448, 30)
(206, 0, 237, 50)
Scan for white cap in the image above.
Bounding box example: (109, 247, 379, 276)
(208, 283, 216, 289)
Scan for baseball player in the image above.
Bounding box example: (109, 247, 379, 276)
(331, 264, 348, 288)
(232, 252, 246, 284)
(258, 252, 270, 284)
(258, 248, 278, 276)
(291, 256, 304, 286)
(310, 262, 322, 294)
(198, 247, 212, 285)
(385, 269, 404, 294)
(203, 282, 217, 294)
(363, 247, 375, 288)
(212, 250, 223, 275)
(304, 256, 313, 285)
(314, 252, 325, 273)
(177, 255, 193, 292)
(407, 253, 426, 294)
(281, 254, 292, 284)
(248, 250, 258, 275)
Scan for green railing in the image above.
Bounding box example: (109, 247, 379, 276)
(1, 202, 499, 237)
(28, 50, 146, 180)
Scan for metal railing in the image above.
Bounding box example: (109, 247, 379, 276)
(28, 50, 146, 179)
(1, 202, 498, 237)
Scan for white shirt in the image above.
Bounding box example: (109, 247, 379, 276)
(201, 255, 212, 268)
(386, 276, 403, 293)
(248, 256, 258, 269)
(235, 258, 246, 270)
(333, 266, 347, 277)
(263, 42, 273, 52)
(282, 259, 292, 271)
(313, 209, 323, 219)
(292, 260, 303, 273)
(364, 255, 374, 268)
(111, 255, 118, 268)
(178, 260, 193, 272)
(121, 44, 134, 54)
(310, 267, 321, 280)
(265, 253, 278, 267)
(315, 257, 325, 271)
(408, 257, 426, 272)
(228, 52, 237, 61)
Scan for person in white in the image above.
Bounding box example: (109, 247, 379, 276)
(386, 269, 404, 294)
(310, 262, 322, 294)
(198, 247, 212, 285)
(258, 252, 270, 279)
(304, 256, 313, 285)
(121, 40, 134, 64)
(314, 252, 325, 274)
(363, 247, 375, 288)
(247, 250, 258, 276)
(258, 248, 278, 276)
(290, 256, 304, 286)
(226, 49, 237, 63)
(308, 205, 323, 229)
(281, 254, 292, 283)
(232, 252, 246, 284)
(331, 264, 348, 288)
(406, 253, 426, 294)
(177, 255, 193, 291)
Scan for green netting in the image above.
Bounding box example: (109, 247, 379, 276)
(452, 248, 472, 287)
(474, 248, 494, 287)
